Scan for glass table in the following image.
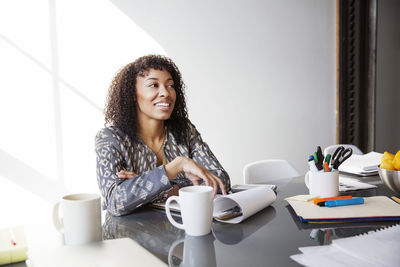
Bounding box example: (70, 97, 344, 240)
(102, 175, 399, 266)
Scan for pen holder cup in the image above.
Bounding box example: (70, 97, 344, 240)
(304, 171, 339, 198)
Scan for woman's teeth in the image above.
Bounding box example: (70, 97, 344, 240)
(156, 103, 170, 107)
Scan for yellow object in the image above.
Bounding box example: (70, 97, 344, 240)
(381, 159, 395, 170)
(382, 152, 395, 161)
(392, 150, 400, 170)
(0, 227, 27, 265)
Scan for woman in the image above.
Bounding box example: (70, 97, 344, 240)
(95, 55, 231, 216)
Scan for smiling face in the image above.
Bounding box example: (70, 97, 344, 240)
(135, 68, 176, 124)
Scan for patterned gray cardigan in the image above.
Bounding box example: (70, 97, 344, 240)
(95, 123, 231, 216)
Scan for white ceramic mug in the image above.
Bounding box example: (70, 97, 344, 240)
(165, 186, 214, 236)
(304, 171, 339, 198)
(168, 234, 216, 267)
(53, 193, 102, 245)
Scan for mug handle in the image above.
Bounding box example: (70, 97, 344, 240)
(165, 196, 184, 230)
(53, 201, 63, 233)
(168, 238, 185, 267)
(304, 171, 310, 189)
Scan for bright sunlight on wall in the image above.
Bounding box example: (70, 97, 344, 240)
(0, 0, 165, 223)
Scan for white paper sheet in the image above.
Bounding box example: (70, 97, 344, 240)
(291, 245, 378, 267)
(291, 225, 400, 267)
(213, 186, 276, 224)
(332, 225, 400, 267)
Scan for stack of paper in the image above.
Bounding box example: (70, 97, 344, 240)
(338, 152, 383, 176)
(291, 224, 400, 267)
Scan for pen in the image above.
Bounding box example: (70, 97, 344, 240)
(308, 155, 318, 172)
(314, 195, 352, 205)
(324, 197, 364, 207)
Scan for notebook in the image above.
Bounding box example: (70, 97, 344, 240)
(0, 226, 27, 265)
(286, 196, 400, 223)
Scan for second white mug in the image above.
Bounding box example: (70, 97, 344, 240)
(165, 186, 214, 236)
(304, 171, 339, 198)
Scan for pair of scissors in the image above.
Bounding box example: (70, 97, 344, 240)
(331, 146, 353, 169)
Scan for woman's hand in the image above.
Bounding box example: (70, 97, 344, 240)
(166, 157, 227, 195)
(117, 170, 138, 179)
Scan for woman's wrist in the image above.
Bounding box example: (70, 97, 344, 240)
(165, 156, 186, 180)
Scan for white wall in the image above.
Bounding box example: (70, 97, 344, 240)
(112, 0, 337, 184)
(0, 0, 336, 217)
(0, 0, 166, 209)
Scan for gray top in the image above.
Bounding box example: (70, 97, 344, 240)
(95, 122, 231, 216)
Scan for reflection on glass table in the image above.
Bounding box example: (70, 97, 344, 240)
(168, 234, 216, 267)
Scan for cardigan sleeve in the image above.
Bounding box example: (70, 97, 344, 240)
(187, 123, 231, 193)
(95, 128, 172, 216)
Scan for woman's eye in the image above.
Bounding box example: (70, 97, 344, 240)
(149, 83, 158, 88)
(168, 84, 175, 88)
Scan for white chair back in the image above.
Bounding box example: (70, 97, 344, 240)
(243, 159, 299, 184)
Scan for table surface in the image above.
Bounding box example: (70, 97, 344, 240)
(5, 174, 398, 267)
(100, 174, 399, 267)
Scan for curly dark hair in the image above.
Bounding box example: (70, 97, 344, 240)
(104, 54, 190, 145)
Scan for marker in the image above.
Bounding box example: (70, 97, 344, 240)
(313, 152, 323, 171)
(314, 195, 352, 205)
(325, 197, 364, 207)
(324, 154, 331, 165)
(313, 152, 318, 164)
(317, 146, 324, 169)
(308, 156, 318, 172)
(323, 162, 330, 172)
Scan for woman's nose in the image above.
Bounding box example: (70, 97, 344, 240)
(159, 85, 169, 97)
